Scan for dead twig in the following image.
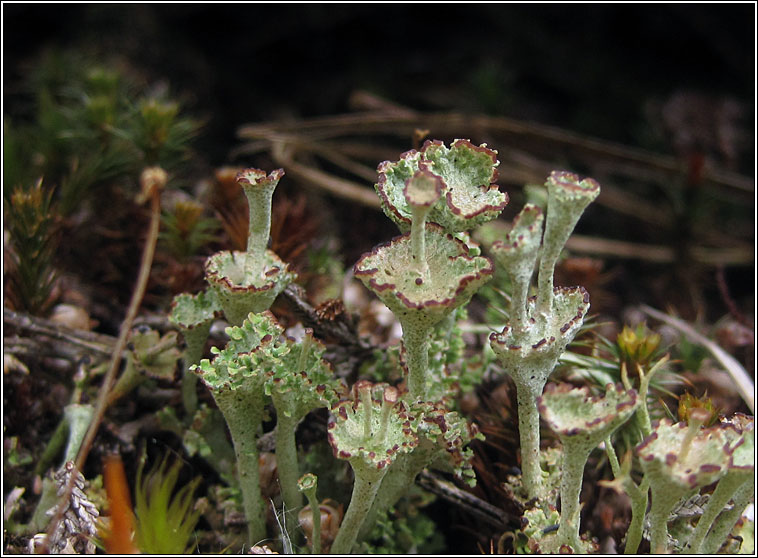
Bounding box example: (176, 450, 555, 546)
(416, 469, 511, 530)
(270, 140, 381, 209)
(281, 283, 370, 351)
(3, 308, 116, 359)
(41, 168, 165, 554)
(565, 235, 753, 266)
(238, 107, 753, 195)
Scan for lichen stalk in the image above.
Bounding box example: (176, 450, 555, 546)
(409, 205, 430, 277)
(510, 272, 531, 339)
(404, 167, 442, 279)
(623, 476, 649, 554)
(536, 172, 599, 316)
(647, 485, 676, 554)
(604, 438, 648, 555)
(491, 204, 544, 339)
(633, 357, 668, 438)
(296, 333, 313, 374)
(357, 445, 431, 542)
(536, 230, 562, 318)
(330, 466, 387, 554)
(679, 409, 707, 462)
(514, 379, 544, 498)
(376, 389, 396, 443)
(688, 473, 746, 553)
(298, 474, 321, 554)
(402, 320, 432, 401)
(237, 168, 284, 280)
(702, 479, 754, 554)
(358, 383, 373, 440)
(555, 441, 591, 550)
(212, 385, 266, 546)
(271, 394, 303, 541)
(180, 323, 211, 417)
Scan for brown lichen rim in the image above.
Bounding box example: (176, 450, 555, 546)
(537, 382, 638, 436)
(720, 412, 754, 434)
(721, 414, 756, 472)
(204, 250, 294, 293)
(403, 162, 444, 208)
(353, 223, 494, 311)
(726, 437, 755, 473)
(421, 138, 500, 184)
(326, 396, 416, 470)
(546, 170, 601, 197)
(408, 400, 478, 467)
(375, 151, 420, 227)
(236, 167, 285, 189)
(488, 286, 590, 349)
(444, 187, 509, 221)
(636, 418, 733, 487)
(429, 139, 507, 220)
(491, 204, 544, 252)
(377, 140, 508, 228)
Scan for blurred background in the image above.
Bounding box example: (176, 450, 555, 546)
(4, 3, 754, 165)
(3, 0, 754, 377)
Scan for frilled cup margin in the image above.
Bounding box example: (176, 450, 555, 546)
(489, 286, 590, 365)
(169, 289, 222, 330)
(205, 250, 296, 323)
(636, 419, 732, 490)
(375, 139, 507, 233)
(353, 223, 494, 330)
(538, 383, 639, 439)
(327, 396, 417, 471)
(192, 310, 284, 390)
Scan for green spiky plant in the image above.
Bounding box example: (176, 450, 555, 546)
(5, 51, 200, 217)
(133, 452, 203, 554)
(4, 179, 59, 315)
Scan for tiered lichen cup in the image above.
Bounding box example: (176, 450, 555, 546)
(489, 171, 600, 499)
(636, 409, 734, 553)
(538, 383, 639, 552)
(205, 168, 296, 325)
(170, 168, 296, 418)
(327, 383, 416, 554)
(356, 139, 507, 401)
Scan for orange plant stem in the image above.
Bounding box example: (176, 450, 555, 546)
(104, 455, 139, 554)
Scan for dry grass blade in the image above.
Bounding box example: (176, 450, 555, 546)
(565, 235, 753, 266)
(238, 103, 753, 195)
(41, 170, 165, 554)
(270, 141, 381, 209)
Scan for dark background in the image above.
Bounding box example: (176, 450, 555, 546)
(4, 3, 754, 167)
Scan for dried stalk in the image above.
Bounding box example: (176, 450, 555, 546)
(416, 469, 510, 530)
(40, 170, 164, 553)
(4, 308, 116, 359)
(238, 106, 753, 195)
